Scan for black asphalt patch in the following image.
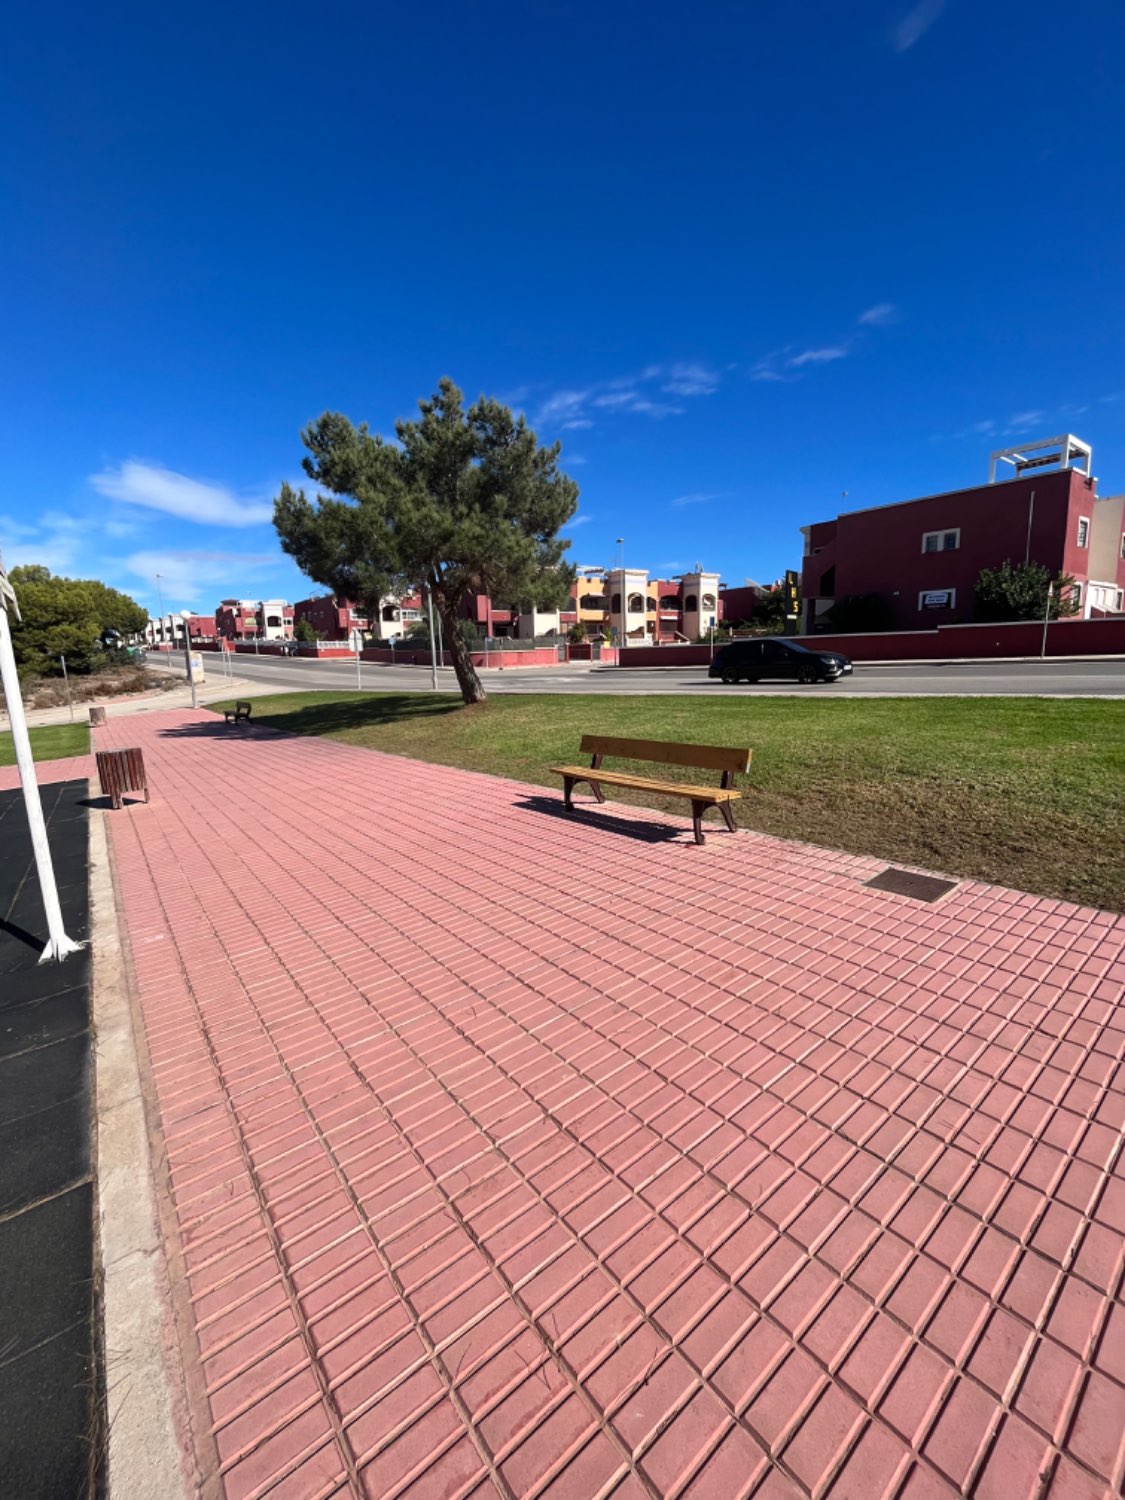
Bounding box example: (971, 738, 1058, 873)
(0, 779, 98, 1498)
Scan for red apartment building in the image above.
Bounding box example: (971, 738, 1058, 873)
(802, 436, 1125, 632)
(293, 595, 369, 640)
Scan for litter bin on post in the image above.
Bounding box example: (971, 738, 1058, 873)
(89, 706, 107, 727)
(95, 748, 149, 810)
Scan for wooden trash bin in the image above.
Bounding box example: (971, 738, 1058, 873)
(89, 706, 107, 727)
(95, 748, 149, 810)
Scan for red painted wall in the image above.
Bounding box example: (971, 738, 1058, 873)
(615, 617, 1125, 666)
(803, 470, 1101, 630)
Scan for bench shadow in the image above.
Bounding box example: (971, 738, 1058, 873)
(515, 795, 692, 845)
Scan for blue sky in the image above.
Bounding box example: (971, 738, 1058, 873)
(2, 0, 1123, 612)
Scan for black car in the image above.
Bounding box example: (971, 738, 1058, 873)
(708, 637, 853, 684)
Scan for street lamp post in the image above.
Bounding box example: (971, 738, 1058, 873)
(615, 537, 625, 654)
(180, 610, 197, 710)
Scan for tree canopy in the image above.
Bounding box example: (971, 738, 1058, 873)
(274, 379, 579, 702)
(974, 559, 1080, 623)
(6, 566, 148, 677)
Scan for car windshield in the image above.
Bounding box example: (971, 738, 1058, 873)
(766, 638, 813, 655)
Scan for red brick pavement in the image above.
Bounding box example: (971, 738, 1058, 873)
(98, 708, 1125, 1500)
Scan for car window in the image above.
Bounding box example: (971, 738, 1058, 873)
(762, 641, 789, 660)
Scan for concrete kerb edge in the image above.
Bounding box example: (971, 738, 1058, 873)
(89, 791, 219, 1500)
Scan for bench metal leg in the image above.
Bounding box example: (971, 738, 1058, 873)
(691, 800, 708, 845)
(562, 776, 576, 812)
(590, 780, 605, 804)
(720, 801, 737, 833)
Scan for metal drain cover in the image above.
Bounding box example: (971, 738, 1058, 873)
(865, 868, 957, 902)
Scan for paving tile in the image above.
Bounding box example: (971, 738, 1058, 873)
(97, 709, 1125, 1500)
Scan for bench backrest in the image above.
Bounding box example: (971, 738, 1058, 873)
(235, 701, 251, 713)
(579, 735, 751, 774)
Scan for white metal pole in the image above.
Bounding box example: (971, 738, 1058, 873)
(436, 608, 445, 672)
(181, 619, 197, 709)
(0, 604, 82, 962)
(60, 655, 74, 721)
(355, 630, 362, 690)
(425, 585, 438, 690)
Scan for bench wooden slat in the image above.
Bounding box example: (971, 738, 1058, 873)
(549, 766, 740, 801)
(551, 735, 752, 844)
(578, 735, 751, 774)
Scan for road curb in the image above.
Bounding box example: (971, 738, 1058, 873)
(89, 799, 211, 1499)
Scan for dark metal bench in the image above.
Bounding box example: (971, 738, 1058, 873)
(223, 700, 253, 725)
(550, 735, 752, 845)
(96, 748, 149, 810)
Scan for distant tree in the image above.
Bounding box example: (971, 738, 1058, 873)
(273, 379, 579, 704)
(821, 592, 893, 634)
(7, 566, 148, 677)
(736, 585, 787, 634)
(567, 619, 588, 643)
(974, 559, 1081, 622)
(293, 618, 319, 643)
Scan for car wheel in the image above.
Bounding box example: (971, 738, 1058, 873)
(745, 674, 759, 684)
(721, 676, 734, 684)
(798, 665, 817, 685)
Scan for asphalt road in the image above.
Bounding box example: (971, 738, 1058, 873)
(189, 653, 1125, 697)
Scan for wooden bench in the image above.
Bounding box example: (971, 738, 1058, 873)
(95, 748, 149, 810)
(550, 735, 751, 845)
(224, 700, 253, 725)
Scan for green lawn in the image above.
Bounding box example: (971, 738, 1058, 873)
(0, 723, 90, 767)
(211, 692, 1125, 911)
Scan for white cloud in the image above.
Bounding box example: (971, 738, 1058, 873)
(123, 548, 279, 608)
(857, 303, 898, 326)
(592, 391, 639, 409)
(892, 0, 947, 51)
(564, 514, 593, 527)
(2, 512, 90, 575)
(565, 455, 587, 465)
(534, 390, 591, 427)
(670, 492, 719, 508)
(788, 346, 849, 368)
(662, 362, 720, 397)
(750, 362, 790, 383)
(91, 461, 275, 528)
(561, 418, 593, 430)
(1007, 410, 1045, 432)
(626, 397, 683, 417)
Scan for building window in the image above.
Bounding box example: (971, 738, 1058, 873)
(1070, 582, 1082, 608)
(683, 593, 698, 611)
(701, 593, 716, 609)
(659, 596, 680, 610)
(918, 588, 956, 611)
(610, 592, 621, 612)
(627, 593, 644, 612)
(1077, 517, 1089, 548)
(646, 597, 656, 611)
(1119, 533, 1125, 560)
(922, 529, 960, 553)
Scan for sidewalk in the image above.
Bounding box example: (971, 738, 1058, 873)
(98, 707, 1124, 1499)
(2, 668, 288, 732)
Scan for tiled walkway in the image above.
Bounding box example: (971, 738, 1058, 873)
(99, 709, 1125, 1500)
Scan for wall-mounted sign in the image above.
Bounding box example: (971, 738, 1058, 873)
(922, 590, 952, 609)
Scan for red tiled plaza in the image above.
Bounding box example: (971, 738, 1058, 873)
(85, 709, 1125, 1499)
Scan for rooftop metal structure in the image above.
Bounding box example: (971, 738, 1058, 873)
(988, 433, 1092, 483)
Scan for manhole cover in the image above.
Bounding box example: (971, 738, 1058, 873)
(865, 868, 957, 902)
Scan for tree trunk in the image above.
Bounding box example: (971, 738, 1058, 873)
(438, 603, 487, 704)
